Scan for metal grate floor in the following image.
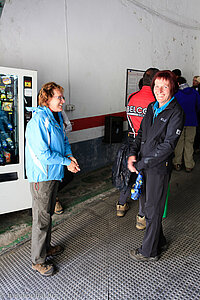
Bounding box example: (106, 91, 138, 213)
(0, 163, 200, 299)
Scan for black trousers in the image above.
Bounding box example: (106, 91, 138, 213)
(118, 174, 136, 205)
(138, 170, 169, 257)
(119, 173, 144, 216)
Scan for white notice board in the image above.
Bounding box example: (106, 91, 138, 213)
(125, 69, 145, 105)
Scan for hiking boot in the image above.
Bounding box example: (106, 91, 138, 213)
(136, 215, 146, 230)
(174, 164, 181, 171)
(32, 262, 54, 276)
(116, 202, 129, 217)
(129, 248, 159, 262)
(47, 245, 64, 257)
(54, 201, 64, 215)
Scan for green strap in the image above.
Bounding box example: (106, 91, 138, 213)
(163, 184, 170, 219)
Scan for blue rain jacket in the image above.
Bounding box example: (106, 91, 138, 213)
(175, 87, 200, 126)
(25, 106, 72, 182)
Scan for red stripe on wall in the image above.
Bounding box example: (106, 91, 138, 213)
(71, 111, 126, 131)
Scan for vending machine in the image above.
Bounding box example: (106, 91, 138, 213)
(0, 66, 37, 214)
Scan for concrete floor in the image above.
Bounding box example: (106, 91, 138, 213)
(0, 159, 200, 299)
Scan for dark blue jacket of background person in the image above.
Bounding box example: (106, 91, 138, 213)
(175, 85, 200, 126)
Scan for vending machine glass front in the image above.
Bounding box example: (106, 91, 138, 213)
(0, 73, 19, 165)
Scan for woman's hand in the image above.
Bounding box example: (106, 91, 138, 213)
(69, 156, 78, 165)
(67, 156, 80, 173)
(128, 155, 139, 174)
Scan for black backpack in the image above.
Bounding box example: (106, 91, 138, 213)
(112, 143, 132, 191)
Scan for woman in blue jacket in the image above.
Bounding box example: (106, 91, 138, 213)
(25, 82, 80, 276)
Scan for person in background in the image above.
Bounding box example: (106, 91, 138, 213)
(192, 76, 200, 94)
(62, 110, 72, 132)
(54, 110, 73, 215)
(116, 68, 159, 232)
(128, 70, 184, 261)
(26, 82, 80, 276)
(173, 77, 200, 172)
(192, 76, 200, 153)
(172, 68, 182, 79)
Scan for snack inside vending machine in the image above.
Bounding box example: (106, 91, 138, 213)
(0, 66, 37, 214)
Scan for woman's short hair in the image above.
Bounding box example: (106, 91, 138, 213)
(38, 82, 64, 107)
(151, 70, 178, 97)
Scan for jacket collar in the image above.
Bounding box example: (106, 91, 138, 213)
(151, 97, 177, 112)
(27, 106, 62, 127)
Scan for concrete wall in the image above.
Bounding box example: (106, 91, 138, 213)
(0, 0, 200, 171)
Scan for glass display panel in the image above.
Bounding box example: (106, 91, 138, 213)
(0, 73, 19, 165)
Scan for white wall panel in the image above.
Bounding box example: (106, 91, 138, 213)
(0, 0, 200, 142)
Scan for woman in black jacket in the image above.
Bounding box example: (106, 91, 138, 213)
(128, 70, 185, 261)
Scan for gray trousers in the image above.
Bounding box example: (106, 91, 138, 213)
(30, 180, 59, 264)
(173, 126, 196, 169)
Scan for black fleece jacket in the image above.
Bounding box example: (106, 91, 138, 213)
(129, 98, 185, 174)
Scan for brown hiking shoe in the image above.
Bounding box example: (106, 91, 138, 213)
(136, 215, 146, 230)
(47, 245, 64, 257)
(54, 200, 64, 215)
(116, 202, 129, 217)
(32, 262, 54, 276)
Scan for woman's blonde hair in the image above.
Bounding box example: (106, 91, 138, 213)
(38, 82, 64, 107)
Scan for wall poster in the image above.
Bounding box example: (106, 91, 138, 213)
(125, 69, 145, 106)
